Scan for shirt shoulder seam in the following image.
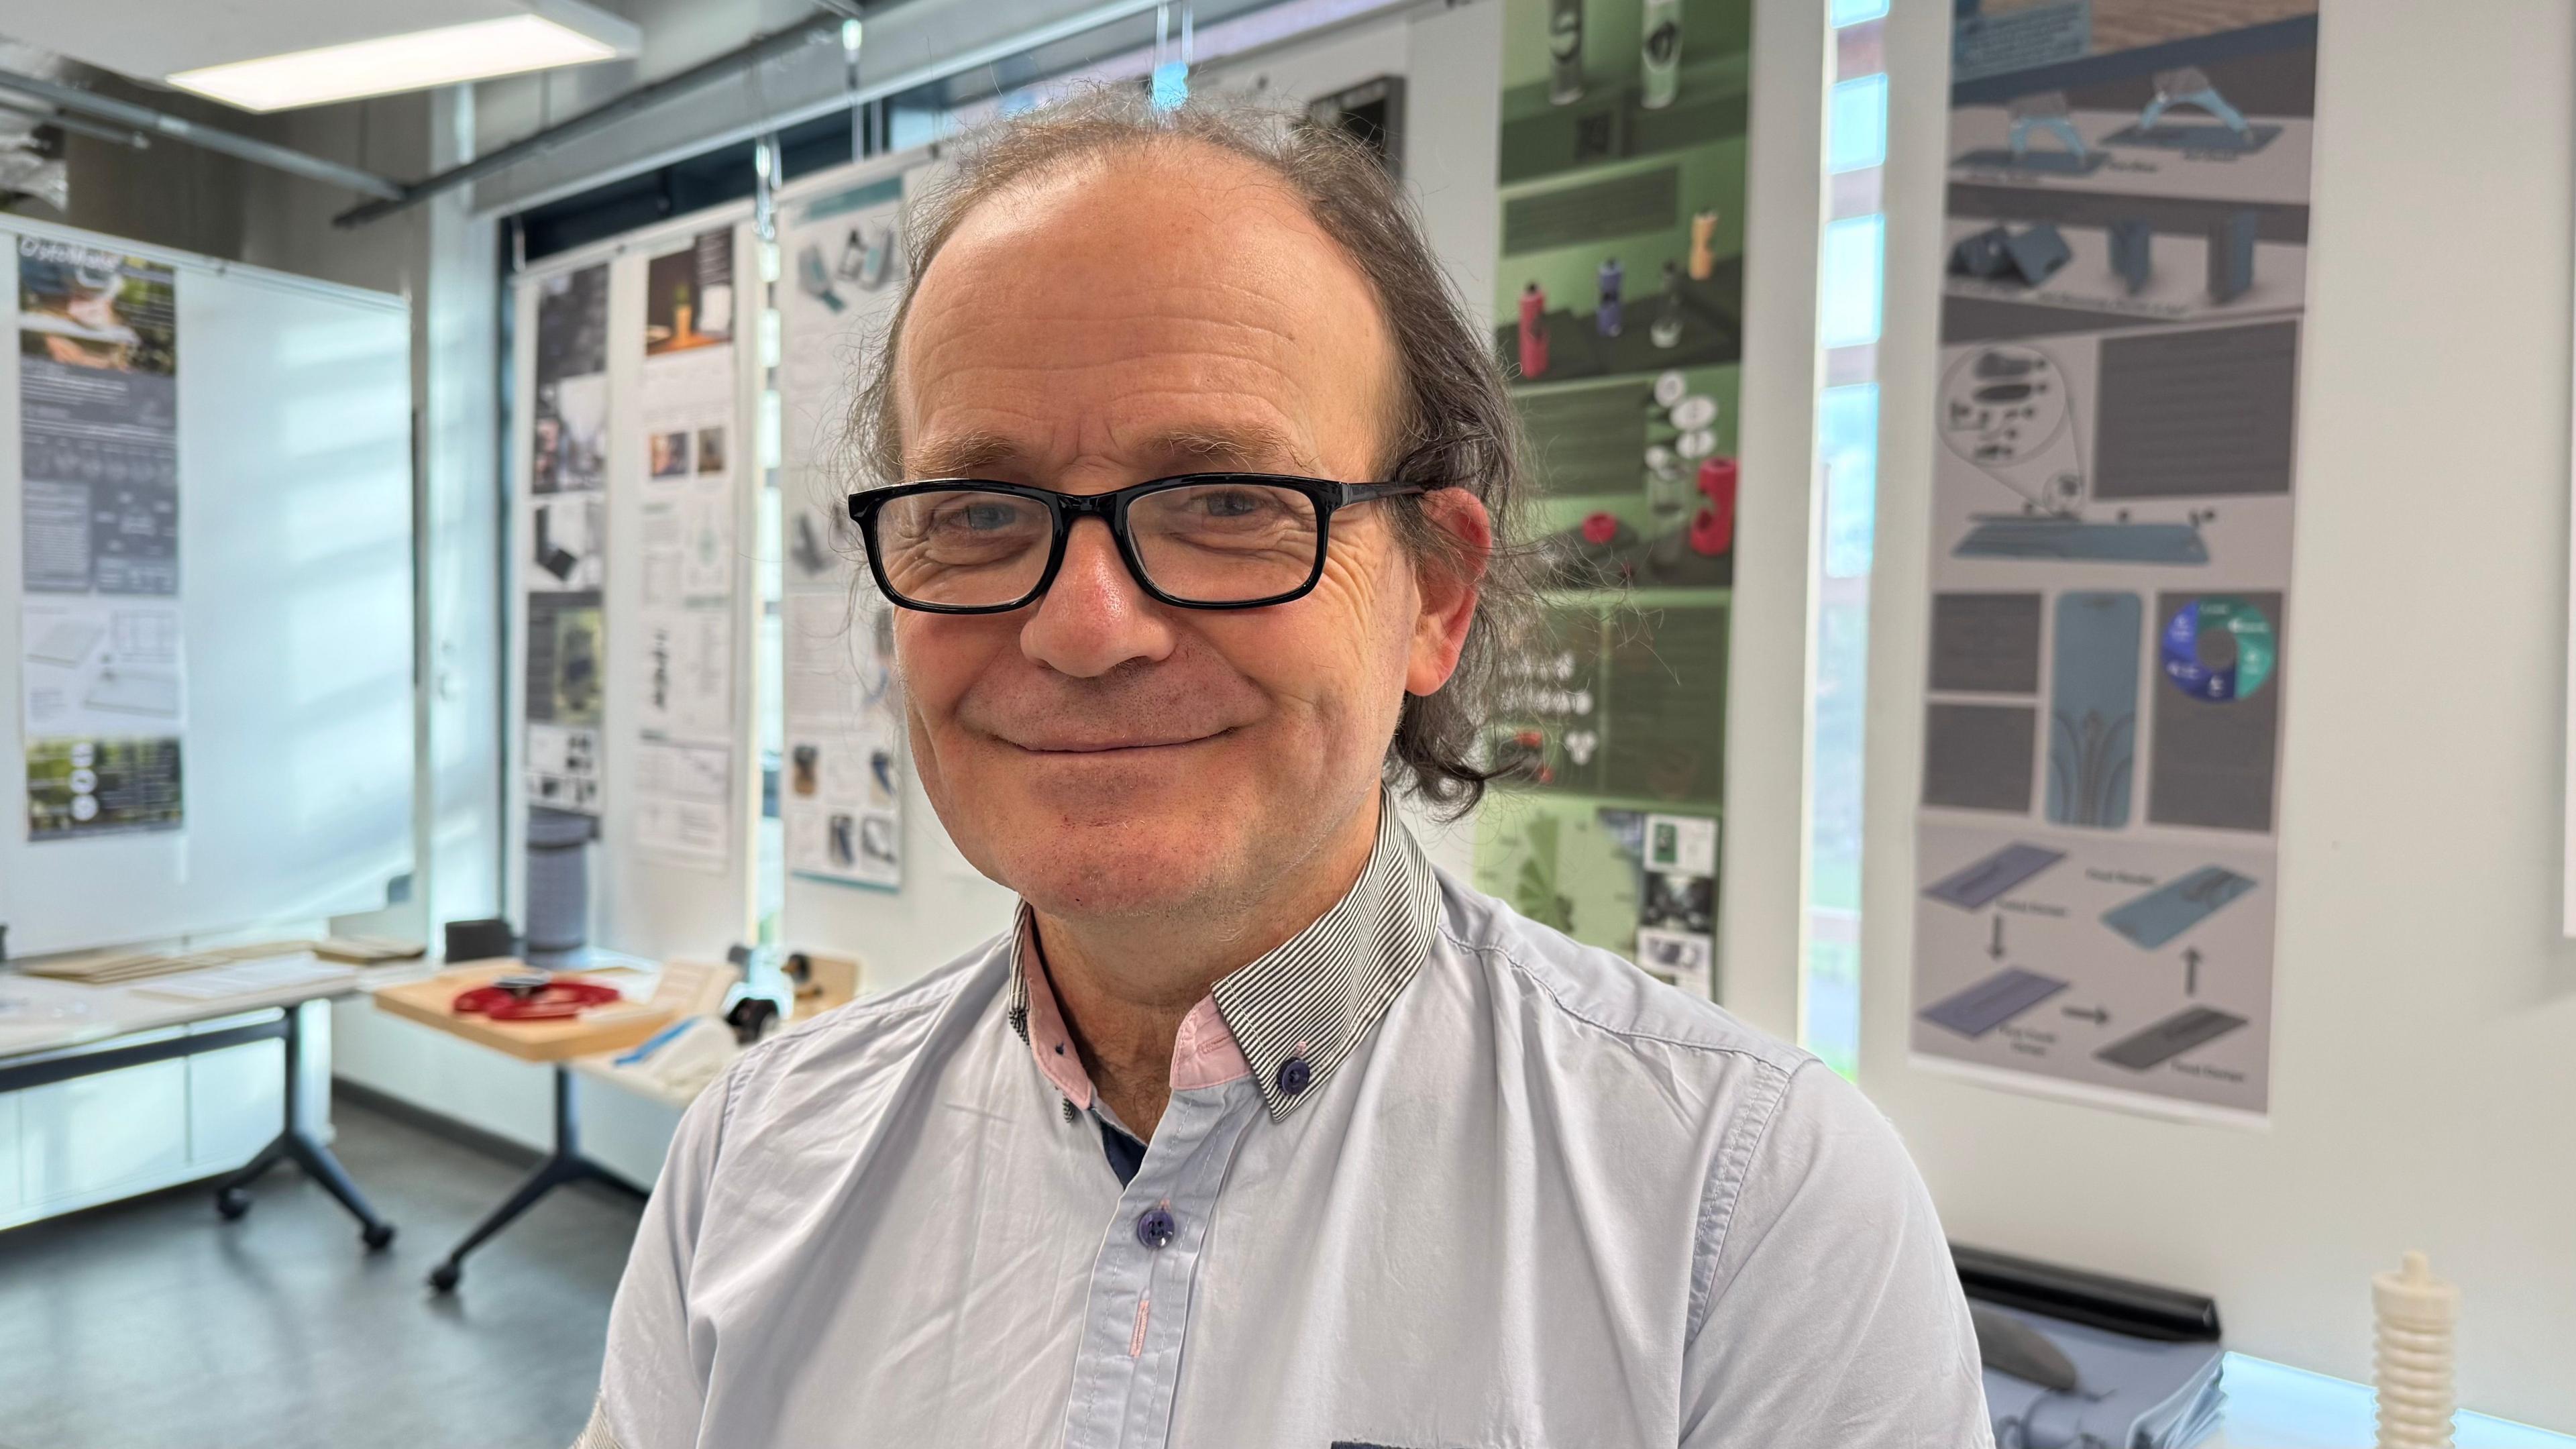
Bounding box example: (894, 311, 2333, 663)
(1434, 918, 1801, 1064)
(716, 961, 987, 1135)
(1686, 1055, 1806, 1340)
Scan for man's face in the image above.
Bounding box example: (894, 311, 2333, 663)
(890, 145, 1480, 922)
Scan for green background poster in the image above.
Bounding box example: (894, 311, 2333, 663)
(1474, 0, 1748, 987)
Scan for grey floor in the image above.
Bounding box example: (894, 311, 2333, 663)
(0, 1093, 644, 1449)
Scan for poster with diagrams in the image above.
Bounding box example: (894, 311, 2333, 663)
(17, 238, 184, 839)
(632, 229, 741, 871)
(1468, 0, 1744, 991)
(775, 175, 909, 890)
(525, 262, 608, 818)
(1910, 1, 2319, 1117)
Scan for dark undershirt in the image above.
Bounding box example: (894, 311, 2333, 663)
(1099, 1120, 1148, 1187)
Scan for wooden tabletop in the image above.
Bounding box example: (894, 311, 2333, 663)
(370, 960, 678, 1063)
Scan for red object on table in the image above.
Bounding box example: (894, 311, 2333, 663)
(450, 979, 625, 1021)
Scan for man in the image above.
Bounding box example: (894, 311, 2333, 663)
(583, 94, 1989, 1449)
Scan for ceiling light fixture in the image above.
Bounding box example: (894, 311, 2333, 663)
(165, 1, 641, 114)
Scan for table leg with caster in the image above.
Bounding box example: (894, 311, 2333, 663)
(428, 1065, 614, 1292)
(213, 1003, 396, 1250)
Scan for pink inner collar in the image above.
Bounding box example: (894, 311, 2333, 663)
(1017, 916, 1252, 1108)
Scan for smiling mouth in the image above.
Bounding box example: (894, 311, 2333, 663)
(1005, 729, 1232, 755)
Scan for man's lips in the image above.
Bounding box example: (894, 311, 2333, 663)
(995, 727, 1235, 754)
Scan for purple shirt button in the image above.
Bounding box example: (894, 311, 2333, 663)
(1136, 1206, 1177, 1250)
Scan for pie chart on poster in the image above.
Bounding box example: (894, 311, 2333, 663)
(2161, 596, 2275, 701)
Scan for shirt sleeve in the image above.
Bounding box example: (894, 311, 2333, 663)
(1678, 1060, 1992, 1448)
(585, 1064, 737, 1449)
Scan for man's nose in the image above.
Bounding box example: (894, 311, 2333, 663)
(1018, 517, 1178, 678)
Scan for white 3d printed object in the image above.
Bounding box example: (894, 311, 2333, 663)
(2373, 1251, 2459, 1448)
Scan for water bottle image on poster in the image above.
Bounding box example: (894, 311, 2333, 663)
(1473, 0, 1745, 988)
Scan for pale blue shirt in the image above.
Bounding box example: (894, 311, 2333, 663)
(582, 818, 1990, 1447)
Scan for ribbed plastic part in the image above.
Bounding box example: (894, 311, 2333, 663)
(2373, 1251, 2459, 1449)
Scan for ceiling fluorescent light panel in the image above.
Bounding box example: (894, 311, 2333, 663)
(166, 1, 641, 113)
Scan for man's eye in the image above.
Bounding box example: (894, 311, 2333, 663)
(1195, 490, 1274, 519)
(933, 500, 1026, 533)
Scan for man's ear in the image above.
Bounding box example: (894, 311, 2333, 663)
(1406, 488, 1492, 696)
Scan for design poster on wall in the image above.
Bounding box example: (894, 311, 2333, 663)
(776, 176, 909, 890)
(16, 238, 184, 840)
(526, 262, 608, 818)
(633, 229, 740, 871)
(1909, 1, 2319, 1118)
(1470, 0, 1746, 990)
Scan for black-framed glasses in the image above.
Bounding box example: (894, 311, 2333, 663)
(847, 474, 1428, 614)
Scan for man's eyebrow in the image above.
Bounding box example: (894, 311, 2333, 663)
(905, 430, 1024, 480)
(1148, 423, 1322, 476)
(904, 423, 1326, 481)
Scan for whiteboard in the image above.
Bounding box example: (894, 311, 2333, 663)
(0, 219, 414, 958)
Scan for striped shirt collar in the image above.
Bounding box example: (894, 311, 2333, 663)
(1006, 801, 1440, 1122)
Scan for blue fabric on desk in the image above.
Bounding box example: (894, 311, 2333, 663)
(1982, 1303, 2224, 1449)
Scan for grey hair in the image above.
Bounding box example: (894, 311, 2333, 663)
(849, 87, 1536, 819)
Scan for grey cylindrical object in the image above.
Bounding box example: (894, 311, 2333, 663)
(525, 808, 594, 959)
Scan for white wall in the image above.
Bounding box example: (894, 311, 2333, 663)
(1867, 0, 2576, 1428)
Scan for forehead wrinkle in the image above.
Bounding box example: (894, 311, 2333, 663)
(916, 347, 1328, 442)
(914, 285, 1320, 378)
(1099, 390, 1323, 472)
(912, 386, 1327, 482)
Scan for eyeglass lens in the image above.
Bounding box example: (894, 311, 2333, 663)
(873, 482, 1324, 608)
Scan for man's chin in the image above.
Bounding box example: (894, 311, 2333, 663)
(984, 823, 1244, 920)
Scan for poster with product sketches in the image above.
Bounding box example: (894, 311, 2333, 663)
(631, 228, 741, 871)
(776, 174, 910, 889)
(1908, 1, 2319, 1119)
(526, 262, 608, 818)
(17, 238, 186, 839)
(784, 590, 905, 888)
(1470, 0, 1743, 989)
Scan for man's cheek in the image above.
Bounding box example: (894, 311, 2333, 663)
(894, 627, 980, 724)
